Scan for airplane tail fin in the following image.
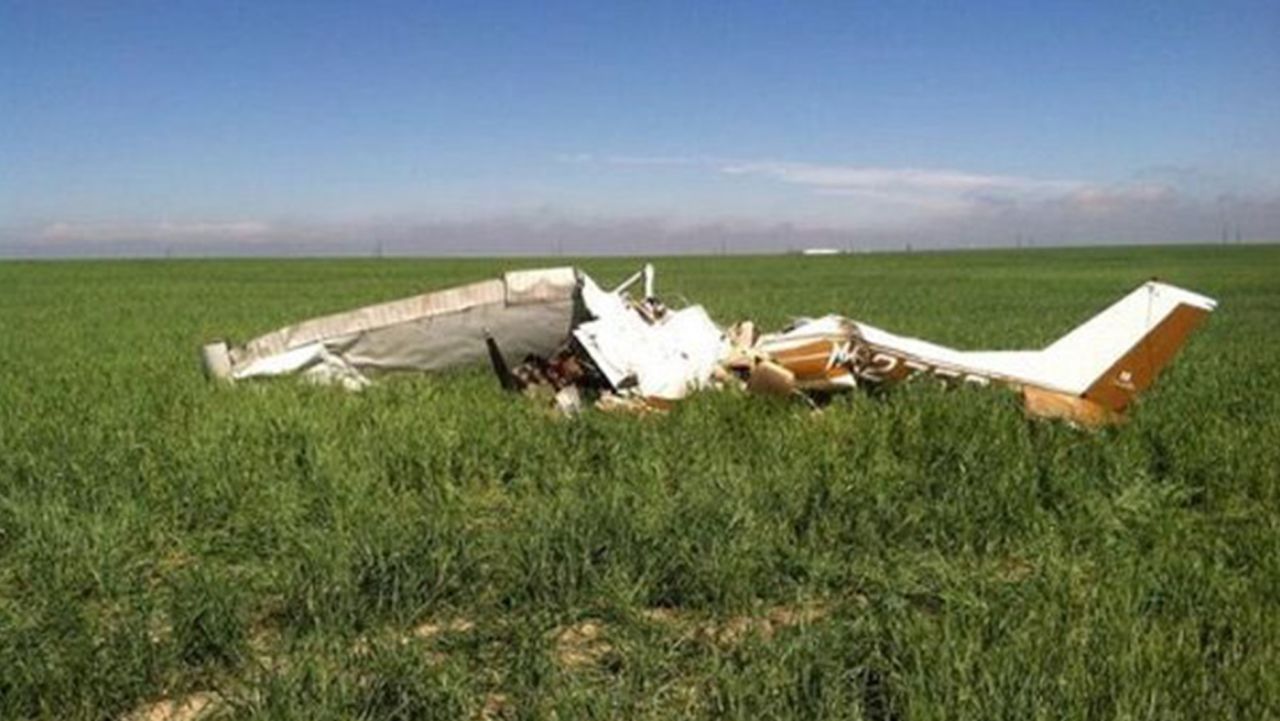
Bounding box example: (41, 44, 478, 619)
(1036, 281, 1217, 412)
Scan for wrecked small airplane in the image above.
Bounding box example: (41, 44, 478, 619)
(201, 264, 1217, 426)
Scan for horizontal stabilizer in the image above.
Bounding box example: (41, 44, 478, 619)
(1041, 281, 1216, 411)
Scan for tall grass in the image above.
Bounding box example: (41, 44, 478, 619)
(1, 246, 1277, 719)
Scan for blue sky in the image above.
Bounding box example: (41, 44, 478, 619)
(3, 1, 1278, 254)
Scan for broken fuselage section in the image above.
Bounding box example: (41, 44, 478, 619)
(202, 265, 1217, 425)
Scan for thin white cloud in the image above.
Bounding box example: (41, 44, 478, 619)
(541, 153, 1280, 244)
(719, 161, 1083, 200)
(563, 153, 1098, 220)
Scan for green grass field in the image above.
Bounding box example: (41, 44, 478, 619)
(1, 246, 1277, 720)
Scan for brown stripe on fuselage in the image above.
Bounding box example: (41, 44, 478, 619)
(1082, 303, 1209, 412)
(769, 339, 840, 380)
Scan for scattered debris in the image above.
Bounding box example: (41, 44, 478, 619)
(203, 264, 1217, 426)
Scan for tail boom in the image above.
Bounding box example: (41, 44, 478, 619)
(777, 280, 1217, 425)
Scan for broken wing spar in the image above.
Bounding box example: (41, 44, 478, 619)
(201, 265, 1216, 425)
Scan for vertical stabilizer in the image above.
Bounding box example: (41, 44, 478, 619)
(1037, 281, 1216, 411)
